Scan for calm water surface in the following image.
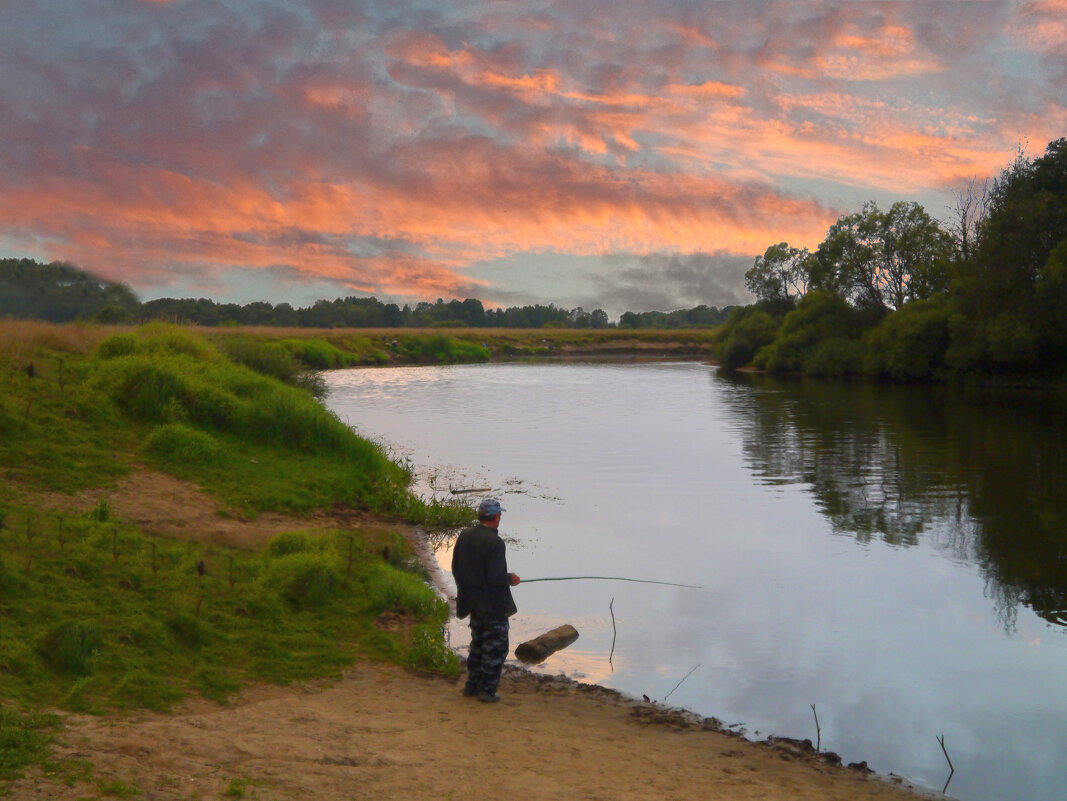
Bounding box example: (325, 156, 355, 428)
(326, 362, 1067, 801)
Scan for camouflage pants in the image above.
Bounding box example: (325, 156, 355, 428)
(464, 615, 509, 695)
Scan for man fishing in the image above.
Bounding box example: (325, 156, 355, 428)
(451, 498, 520, 703)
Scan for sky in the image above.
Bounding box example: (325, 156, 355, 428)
(1, 1, 1065, 319)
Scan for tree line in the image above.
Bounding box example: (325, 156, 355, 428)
(717, 137, 1067, 381)
(0, 260, 734, 330)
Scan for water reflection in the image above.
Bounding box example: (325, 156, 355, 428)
(326, 362, 1067, 801)
(715, 372, 1067, 630)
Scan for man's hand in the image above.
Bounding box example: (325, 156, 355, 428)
(510, 573, 521, 586)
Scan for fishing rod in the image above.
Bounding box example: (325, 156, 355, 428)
(521, 575, 701, 589)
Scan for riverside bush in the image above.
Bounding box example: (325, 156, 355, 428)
(754, 291, 866, 374)
(862, 297, 953, 381)
(365, 561, 446, 618)
(408, 624, 459, 674)
(715, 307, 780, 370)
(395, 333, 490, 363)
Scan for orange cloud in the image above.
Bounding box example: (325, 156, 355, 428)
(1, 0, 1062, 309)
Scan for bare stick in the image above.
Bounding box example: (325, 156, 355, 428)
(450, 487, 491, 495)
(608, 597, 617, 671)
(663, 663, 701, 703)
(937, 734, 955, 794)
(523, 576, 701, 589)
(811, 704, 821, 752)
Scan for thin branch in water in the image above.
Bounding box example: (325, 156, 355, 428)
(937, 734, 955, 794)
(810, 704, 821, 753)
(523, 575, 701, 589)
(608, 597, 617, 672)
(662, 663, 701, 703)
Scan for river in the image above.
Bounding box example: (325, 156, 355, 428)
(325, 361, 1067, 801)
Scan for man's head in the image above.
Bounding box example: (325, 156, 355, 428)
(477, 498, 504, 525)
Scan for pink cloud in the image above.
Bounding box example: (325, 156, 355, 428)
(0, 0, 1062, 308)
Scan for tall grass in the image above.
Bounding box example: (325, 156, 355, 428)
(0, 507, 455, 719)
(91, 326, 406, 508)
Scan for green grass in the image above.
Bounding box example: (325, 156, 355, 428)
(0, 508, 454, 713)
(205, 326, 721, 366)
(0, 707, 60, 784)
(0, 321, 466, 793)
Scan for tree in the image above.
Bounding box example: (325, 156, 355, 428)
(744, 243, 813, 304)
(814, 201, 953, 312)
(949, 176, 991, 262)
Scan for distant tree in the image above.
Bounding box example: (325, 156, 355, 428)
(0, 258, 140, 322)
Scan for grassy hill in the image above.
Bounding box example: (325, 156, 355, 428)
(0, 321, 472, 791)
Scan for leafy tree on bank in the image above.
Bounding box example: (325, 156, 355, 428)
(744, 242, 814, 305)
(813, 201, 954, 313)
(724, 138, 1067, 382)
(951, 138, 1067, 373)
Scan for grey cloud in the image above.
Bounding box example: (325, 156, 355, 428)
(591, 252, 754, 314)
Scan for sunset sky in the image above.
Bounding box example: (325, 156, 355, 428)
(2, 1, 1065, 317)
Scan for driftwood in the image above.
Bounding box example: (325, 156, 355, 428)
(514, 624, 579, 664)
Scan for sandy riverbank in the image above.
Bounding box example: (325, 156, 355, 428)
(12, 468, 934, 801)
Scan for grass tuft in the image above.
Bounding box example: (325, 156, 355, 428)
(142, 423, 223, 465)
(267, 530, 313, 557)
(40, 622, 103, 676)
(262, 553, 341, 610)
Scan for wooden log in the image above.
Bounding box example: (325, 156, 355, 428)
(514, 624, 580, 664)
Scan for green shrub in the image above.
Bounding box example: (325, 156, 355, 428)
(862, 297, 953, 380)
(138, 323, 221, 361)
(166, 611, 205, 649)
(755, 290, 866, 374)
(96, 333, 141, 359)
(142, 423, 223, 465)
(261, 553, 341, 609)
(803, 338, 864, 377)
(40, 621, 103, 676)
(407, 624, 459, 674)
(279, 338, 354, 369)
(397, 334, 491, 364)
(716, 309, 780, 370)
(365, 562, 445, 618)
(987, 314, 1039, 369)
(220, 338, 304, 385)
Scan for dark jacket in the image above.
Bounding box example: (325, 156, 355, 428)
(451, 523, 517, 620)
